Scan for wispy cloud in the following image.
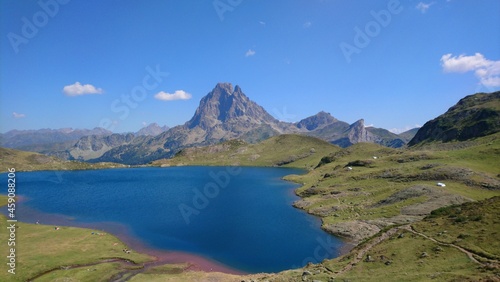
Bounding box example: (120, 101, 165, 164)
(245, 49, 256, 57)
(303, 21, 312, 28)
(12, 112, 26, 119)
(441, 53, 500, 87)
(416, 2, 434, 13)
(259, 21, 266, 26)
(389, 125, 421, 134)
(154, 90, 192, 101)
(63, 82, 103, 96)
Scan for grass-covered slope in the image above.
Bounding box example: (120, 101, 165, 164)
(409, 92, 500, 146)
(0, 147, 127, 172)
(287, 133, 500, 243)
(0, 202, 153, 282)
(1, 133, 499, 281)
(152, 134, 341, 169)
(270, 196, 500, 282)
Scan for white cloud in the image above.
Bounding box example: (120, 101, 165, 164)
(303, 21, 312, 28)
(63, 82, 103, 96)
(389, 125, 422, 134)
(441, 53, 500, 87)
(154, 90, 192, 101)
(259, 21, 266, 26)
(416, 2, 434, 13)
(12, 112, 26, 119)
(245, 49, 256, 57)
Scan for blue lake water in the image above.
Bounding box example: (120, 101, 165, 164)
(4, 167, 343, 273)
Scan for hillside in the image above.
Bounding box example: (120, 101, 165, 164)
(409, 92, 500, 146)
(0, 147, 126, 172)
(152, 134, 340, 169)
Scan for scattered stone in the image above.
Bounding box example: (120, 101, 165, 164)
(385, 260, 392, 266)
(433, 246, 443, 252)
(420, 252, 428, 258)
(398, 233, 405, 238)
(364, 255, 375, 262)
(302, 271, 312, 276)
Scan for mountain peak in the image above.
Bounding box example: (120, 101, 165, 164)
(136, 123, 169, 136)
(297, 111, 339, 130)
(185, 83, 277, 130)
(213, 82, 234, 94)
(350, 119, 365, 128)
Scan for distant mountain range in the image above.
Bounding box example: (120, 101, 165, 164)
(0, 123, 170, 160)
(84, 83, 416, 164)
(5, 83, 497, 165)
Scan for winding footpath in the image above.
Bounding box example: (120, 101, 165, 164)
(330, 224, 499, 276)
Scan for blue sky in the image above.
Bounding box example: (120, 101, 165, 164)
(1, 0, 499, 133)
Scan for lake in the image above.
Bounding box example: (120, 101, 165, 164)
(5, 167, 343, 273)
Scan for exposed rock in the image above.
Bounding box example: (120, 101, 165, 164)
(365, 255, 375, 262)
(323, 221, 381, 243)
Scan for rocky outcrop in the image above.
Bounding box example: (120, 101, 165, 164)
(69, 133, 137, 161)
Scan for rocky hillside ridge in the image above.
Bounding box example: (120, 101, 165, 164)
(4, 83, 419, 165)
(409, 91, 500, 146)
(136, 123, 169, 136)
(91, 83, 412, 164)
(0, 127, 112, 149)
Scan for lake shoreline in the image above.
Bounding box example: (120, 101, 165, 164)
(7, 205, 247, 275)
(2, 166, 348, 276)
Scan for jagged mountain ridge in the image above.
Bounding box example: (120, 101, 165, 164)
(1, 83, 415, 165)
(90, 83, 408, 164)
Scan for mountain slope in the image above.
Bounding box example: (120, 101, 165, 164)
(92, 83, 299, 164)
(136, 123, 169, 136)
(152, 134, 340, 168)
(409, 92, 500, 146)
(0, 128, 111, 152)
(24, 83, 416, 164)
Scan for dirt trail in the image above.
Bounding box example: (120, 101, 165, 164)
(27, 258, 142, 281)
(403, 225, 500, 267)
(333, 226, 401, 275)
(332, 223, 499, 277)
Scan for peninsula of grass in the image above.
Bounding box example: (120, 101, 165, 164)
(0, 197, 153, 282)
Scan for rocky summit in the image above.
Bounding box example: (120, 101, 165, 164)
(3, 83, 419, 165)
